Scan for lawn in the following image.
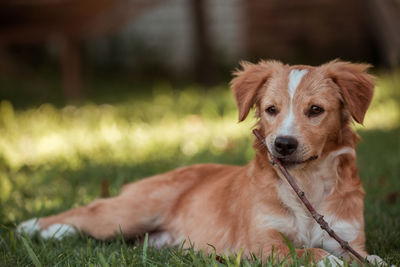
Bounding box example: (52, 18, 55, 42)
(0, 72, 399, 266)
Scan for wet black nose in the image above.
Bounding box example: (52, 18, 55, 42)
(274, 136, 298, 156)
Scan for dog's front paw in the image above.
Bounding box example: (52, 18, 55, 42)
(40, 224, 77, 240)
(366, 255, 392, 266)
(17, 218, 77, 240)
(17, 218, 40, 236)
(316, 255, 344, 267)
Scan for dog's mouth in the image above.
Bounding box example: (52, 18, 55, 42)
(277, 155, 318, 167)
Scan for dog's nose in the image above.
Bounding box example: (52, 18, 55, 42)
(274, 136, 298, 156)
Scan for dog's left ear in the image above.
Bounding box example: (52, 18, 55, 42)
(325, 60, 375, 124)
(231, 60, 282, 122)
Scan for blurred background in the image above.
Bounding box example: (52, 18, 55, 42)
(1, 0, 399, 104)
(0, 0, 399, 259)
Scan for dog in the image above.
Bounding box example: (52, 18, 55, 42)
(18, 60, 386, 265)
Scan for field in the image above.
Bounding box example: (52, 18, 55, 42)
(0, 72, 399, 266)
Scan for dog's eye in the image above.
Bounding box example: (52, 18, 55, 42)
(308, 105, 324, 117)
(265, 106, 277, 115)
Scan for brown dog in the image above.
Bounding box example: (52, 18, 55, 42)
(17, 60, 385, 266)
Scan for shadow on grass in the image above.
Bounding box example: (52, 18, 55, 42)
(356, 128, 400, 261)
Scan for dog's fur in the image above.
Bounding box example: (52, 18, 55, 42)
(18, 60, 385, 264)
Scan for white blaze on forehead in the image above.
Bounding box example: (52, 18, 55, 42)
(279, 69, 308, 135)
(288, 69, 308, 98)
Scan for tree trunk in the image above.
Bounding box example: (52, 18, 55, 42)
(190, 0, 216, 84)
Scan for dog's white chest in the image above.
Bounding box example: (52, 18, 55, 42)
(262, 167, 360, 255)
(275, 177, 328, 248)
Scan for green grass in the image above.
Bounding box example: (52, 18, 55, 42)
(0, 72, 399, 266)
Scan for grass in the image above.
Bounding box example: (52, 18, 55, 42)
(0, 72, 399, 266)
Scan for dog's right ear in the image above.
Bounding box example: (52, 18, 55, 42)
(231, 60, 281, 122)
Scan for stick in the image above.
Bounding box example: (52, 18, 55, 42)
(252, 129, 368, 264)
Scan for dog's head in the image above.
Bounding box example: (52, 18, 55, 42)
(231, 60, 374, 169)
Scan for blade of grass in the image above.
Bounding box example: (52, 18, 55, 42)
(98, 252, 110, 267)
(142, 232, 148, 266)
(280, 233, 297, 264)
(188, 249, 203, 267)
(20, 236, 42, 267)
(235, 248, 243, 267)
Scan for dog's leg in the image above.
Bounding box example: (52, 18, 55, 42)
(18, 194, 164, 240)
(283, 247, 332, 263)
(255, 231, 342, 266)
(254, 231, 336, 266)
(43, 195, 160, 239)
(268, 245, 344, 266)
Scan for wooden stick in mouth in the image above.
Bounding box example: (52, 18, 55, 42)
(252, 129, 368, 264)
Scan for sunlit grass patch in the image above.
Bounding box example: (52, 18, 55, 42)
(361, 71, 400, 130)
(0, 85, 255, 172)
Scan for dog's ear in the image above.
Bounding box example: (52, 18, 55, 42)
(325, 60, 375, 124)
(231, 60, 281, 122)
